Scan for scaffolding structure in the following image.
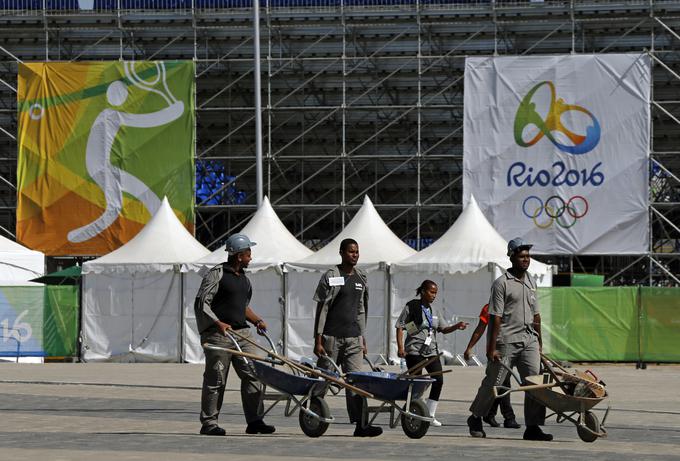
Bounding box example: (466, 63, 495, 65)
(0, 0, 679, 285)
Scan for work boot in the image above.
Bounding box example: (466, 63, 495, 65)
(483, 415, 500, 427)
(523, 425, 553, 441)
(246, 420, 276, 434)
(353, 423, 383, 437)
(199, 425, 226, 436)
(504, 418, 521, 429)
(426, 399, 442, 427)
(467, 415, 486, 438)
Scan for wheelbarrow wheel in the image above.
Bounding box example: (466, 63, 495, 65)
(401, 399, 430, 439)
(299, 396, 330, 438)
(577, 411, 600, 443)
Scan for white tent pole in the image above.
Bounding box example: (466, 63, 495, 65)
(179, 267, 185, 363)
(282, 266, 288, 356)
(385, 264, 392, 361)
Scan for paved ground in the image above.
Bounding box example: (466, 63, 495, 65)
(1, 361, 679, 461)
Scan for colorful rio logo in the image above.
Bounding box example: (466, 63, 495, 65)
(522, 195, 589, 229)
(514, 81, 601, 155)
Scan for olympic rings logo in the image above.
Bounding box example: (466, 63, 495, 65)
(522, 195, 589, 229)
(514, 81, 601, 155)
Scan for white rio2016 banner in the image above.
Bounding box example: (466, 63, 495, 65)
(463, 54, 650, 255)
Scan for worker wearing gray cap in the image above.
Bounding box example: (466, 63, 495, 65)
(467, 237, 552, 441)
(194, 233, 275, 436)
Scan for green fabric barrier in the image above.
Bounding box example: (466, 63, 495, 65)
(43, 285, 79, 357)
(640, 287, 680, 363)
(539, 287, 639, 361)
(0, 285, 78, 358)
(0, 286, 46, 356)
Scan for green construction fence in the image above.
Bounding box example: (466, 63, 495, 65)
(540, 287, 680, 362)
(0, 285, 78, 358)
(0, 284, 677, 362)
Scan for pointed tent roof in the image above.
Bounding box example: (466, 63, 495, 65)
(196, 196, 313, 269)
(0, 235, 45, 284)
(392, 196, 551, 276)
(292, 196, 416, 268)
(83, 197, 210, 273)
(1, 235, 38, 253)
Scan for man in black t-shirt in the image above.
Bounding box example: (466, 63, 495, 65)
(194, 233, 275, 436)
(313, 238, 382, 437)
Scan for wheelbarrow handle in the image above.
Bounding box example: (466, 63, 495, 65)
(398, 354, 441, 378)
(497, 359, 523, 386)
(318, 353, 344, 375)
(227, 327, 374, 399)
(493, 382, 560, 399)
(202, 344, 268, 364)
(403, 369, 452, 379)
(363, 355, 382, 372)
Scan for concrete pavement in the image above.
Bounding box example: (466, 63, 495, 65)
(1, 362, 679, 460)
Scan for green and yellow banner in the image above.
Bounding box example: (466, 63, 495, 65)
(17, 61, 195, 256)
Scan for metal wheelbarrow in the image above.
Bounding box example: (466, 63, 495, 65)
(342, 356, 435, 439)
(204, 331, 336, 437)
(494, 355, 610, 442)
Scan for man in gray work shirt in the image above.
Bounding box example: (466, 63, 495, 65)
(194, 233, 275, 436)
(313, 238, 382, 437)
(467, 237, 552, 441)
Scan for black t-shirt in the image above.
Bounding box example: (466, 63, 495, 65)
(323, 271, 363, 338)
(210, 265, 251, 330)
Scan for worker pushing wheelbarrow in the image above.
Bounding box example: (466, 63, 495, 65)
(494, 354, 610, 442)
(203, 329, 371, 438)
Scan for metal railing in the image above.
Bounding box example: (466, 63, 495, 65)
(0, 0, 519, 15)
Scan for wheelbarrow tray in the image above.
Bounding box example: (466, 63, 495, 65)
(252, 360, 327, 396)
(525, 375, 608, 414)
(345, 371, 433, 401)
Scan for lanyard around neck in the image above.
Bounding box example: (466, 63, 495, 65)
(421, 304, 433, 329)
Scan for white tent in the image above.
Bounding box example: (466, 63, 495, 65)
(0, 235, 44, 285)
(390, 196, 553, 362)
(285, 196, 416, 360)
(182, 196, 313, 363)
(81, 197, 209, 362)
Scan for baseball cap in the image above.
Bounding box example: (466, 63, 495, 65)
(507, 237, 533, 256)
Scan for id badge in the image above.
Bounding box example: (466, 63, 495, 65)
(424, 335, 432, 346)
(328, 276, 345, 286)
(404, 321, 419, 335)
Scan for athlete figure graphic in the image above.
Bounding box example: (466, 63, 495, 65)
(68, 62, 184, 243)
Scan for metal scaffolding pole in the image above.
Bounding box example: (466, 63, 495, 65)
(253, 0, 263, 208)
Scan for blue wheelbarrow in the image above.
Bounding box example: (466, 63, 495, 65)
(204, 331, 337, 437)
(343, 357, 435, 439)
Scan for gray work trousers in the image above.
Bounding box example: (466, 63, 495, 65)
(200, 328, 264, 427)
(469, 336, 546, 426)
(317, 335, 365, 424)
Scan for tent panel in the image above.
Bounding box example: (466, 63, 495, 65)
(285, 267, 388, 361)
(129, 272, 181, 362)
(82, 274, 133, 361)
(82, 272, 181, 362)
(389, 269, 494, 362)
